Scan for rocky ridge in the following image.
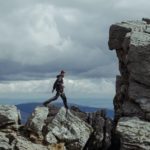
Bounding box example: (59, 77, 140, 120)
(109, 18, 150, 150)
(0, 105, 112, 150)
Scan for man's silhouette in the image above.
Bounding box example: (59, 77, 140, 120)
(43, 70, 68, 109)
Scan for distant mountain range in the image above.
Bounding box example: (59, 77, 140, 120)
(16, 102, 114, 124)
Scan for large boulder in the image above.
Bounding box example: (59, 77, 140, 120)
(25, 106, 49, 136)
(24, 106, 93, 150)
(108, 19, 150, 122)
(46, 107, 93, 150)
(0, 105, 21, 128)
(108, 19, 150, 149)
(116, 117, 150, 150)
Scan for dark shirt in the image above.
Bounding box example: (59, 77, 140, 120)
(53, 75, 64, 92)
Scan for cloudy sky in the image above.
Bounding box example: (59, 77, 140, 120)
(0, 0, 149, 108)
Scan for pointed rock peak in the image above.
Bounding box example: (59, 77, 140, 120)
(46, 107, 93, 149)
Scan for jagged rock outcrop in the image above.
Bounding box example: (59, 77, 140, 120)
(0, 104, 112, 150)
(0, 105, 49, 150)
(109, 18, 150, 150)
(109, 18, 150, 122)
(25, 106, 49, 140)
(0, 105, 21, 128)
(85, 110, 112, 150)
(26, 106, 93, 149)
(47, 107, 93, 149)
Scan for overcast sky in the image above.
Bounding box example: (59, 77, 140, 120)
(0, 0, 149, 108)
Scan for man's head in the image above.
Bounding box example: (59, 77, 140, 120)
(60, 70, 65, 77)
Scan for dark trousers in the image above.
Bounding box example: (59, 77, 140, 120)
(44, 92, 68, 109)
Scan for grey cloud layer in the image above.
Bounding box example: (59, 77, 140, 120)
(0, 0, 149, 81)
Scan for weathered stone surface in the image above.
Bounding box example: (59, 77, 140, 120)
(25, 106, 49, 136)
(104, 118, 113, 150)
(116, 117, 150, 150)
(109, 19, 150, 122)
(15, 136, 48, 150)
(86, 111, 105, 149)
(70, 106, 88, 122)
(0, 105, 21, 127)
(143, 18, 150, 24)
(45, 131, 57, 144)
(0, 104, 112, 150)
(0, 132, 12, 150)
(47, 105, 60, 123)
(108, 25, 131, 50)
(46, 107, 93, 150)
(122, 100, 145, 118)
(109, 19, 150, 149)
(82, 110, 112, 150)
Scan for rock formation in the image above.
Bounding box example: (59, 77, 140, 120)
(109, 18, 150, 150)
(117, 117, 150, 150)
(0, 105, 112, 150)
(26, 106, 93, 150)
(85, 110, 112, 150)
(0, 105, 21, 128)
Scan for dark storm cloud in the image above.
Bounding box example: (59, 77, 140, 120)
(0, 0, 149, 81)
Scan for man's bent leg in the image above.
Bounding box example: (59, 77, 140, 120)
(43, 92, 59, 106)
(60, 93, 69, 109)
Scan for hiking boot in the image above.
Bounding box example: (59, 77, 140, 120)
(65, 108, 69, 118)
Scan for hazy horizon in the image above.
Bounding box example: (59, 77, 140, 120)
(0, 97, 113, 109)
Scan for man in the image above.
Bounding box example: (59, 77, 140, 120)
(43, 70, 69, 109)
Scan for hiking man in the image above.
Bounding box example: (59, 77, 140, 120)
(43, 70, 69, 109)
